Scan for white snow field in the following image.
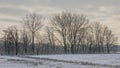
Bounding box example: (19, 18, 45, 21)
(0, 54, 120, 68)
(32, 54, 120, 66)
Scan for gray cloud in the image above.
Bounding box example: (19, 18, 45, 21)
(0, 0, 33, 6)
(0, 18, 20, 23)
(0, 7, 29, 16)
(0, 0, 119, 9)
(35, 0, 120, 9)
(0, 0, 119, 22)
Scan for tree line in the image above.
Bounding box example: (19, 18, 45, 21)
(1, 11, 118, 55)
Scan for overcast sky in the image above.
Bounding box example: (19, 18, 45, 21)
(0, 0, 120, 44)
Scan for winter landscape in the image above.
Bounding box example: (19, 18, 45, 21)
(0, 0, 120, 68)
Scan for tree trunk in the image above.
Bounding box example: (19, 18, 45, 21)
(107, 44, 110, 53)
(32, 32, 35, 54)
(15, 42, 18, 55)
(71, 44, 75, 54)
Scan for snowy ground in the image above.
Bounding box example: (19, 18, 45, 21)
(31, 54, 120, 66)
(0, 54, 120, 68)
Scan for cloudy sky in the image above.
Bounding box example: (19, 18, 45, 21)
(0, 0, 120, 44)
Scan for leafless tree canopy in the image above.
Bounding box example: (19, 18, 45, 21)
(52, 11, 89, 53)
(3, 26, 19, 55)
(23, 13, 43, 33)
(1, 11, 118, 55)
(23, 13, 43, 54)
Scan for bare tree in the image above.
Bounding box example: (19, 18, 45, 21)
(52, 11, 69, 53)
(46, 27, 55, 51)
(88, 22, 117, 53)
(93, 22, 103, 53)
(104, 26, 117, 53)
(3, 26, 19, 55)
(52, 11, 88, 53)
(3, 30, 10, 55)
(23, 13, 43, 54)
(35, 33, 43, 55)
(21, 27, 31, 54)
(67, 15, 89, 53)
(76, 27, 90, 53)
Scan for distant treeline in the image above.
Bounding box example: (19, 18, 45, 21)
(0, 11, 118, 55)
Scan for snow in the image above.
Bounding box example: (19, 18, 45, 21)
(32, 54, 120, 66)
(0, 54, 120, 68)
(0, 55, 95, 68)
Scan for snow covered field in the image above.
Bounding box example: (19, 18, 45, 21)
(32, 54, 120, 66)
(0, 54, 120, 68)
